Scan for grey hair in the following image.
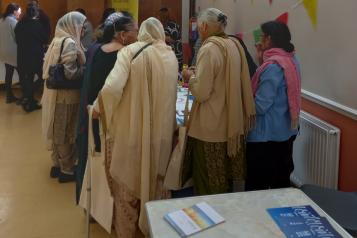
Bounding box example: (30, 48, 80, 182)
(198, 8, 227, 30)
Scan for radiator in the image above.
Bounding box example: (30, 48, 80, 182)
(291, 111, 341, 189)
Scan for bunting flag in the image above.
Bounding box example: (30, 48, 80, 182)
(269, 0, 273, 5)
(303, 0, 318, 28)
(236, 0, 318, 41)
(253, 28, 263, 44)
(276, 12, 289, 25)
(236, 32, 244, 40)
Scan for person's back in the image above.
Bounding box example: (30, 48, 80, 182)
(188, 38, 232, 141)
(92, 17, 177, 236)
(182, 8, 255, 196)
(15, 14, 47, 73)
(0, 16, 18, 66)
(108, 39, 177, 178)
(0, 3, 21, 103)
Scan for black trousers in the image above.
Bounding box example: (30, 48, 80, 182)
(245, 136, 296, 191)
(18, 68, 42, 101)
(4, 64, 17, 96)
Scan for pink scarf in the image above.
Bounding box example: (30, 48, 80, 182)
(252, 48, 301, 129)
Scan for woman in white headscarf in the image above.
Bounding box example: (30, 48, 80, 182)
(91, 17, 178, 237)
(42, 11, 86, 183)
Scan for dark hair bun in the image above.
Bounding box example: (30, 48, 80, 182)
(217, 13, 227, 27)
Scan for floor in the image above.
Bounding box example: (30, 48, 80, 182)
(0, 89, 116, 238)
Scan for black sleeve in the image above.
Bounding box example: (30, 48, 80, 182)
(229, 35, 258, 78)
(14, 22, 20, 44)
(36, 22, 49, 45)
(39, 10, 51, 43)
(238, 38, 257, 78)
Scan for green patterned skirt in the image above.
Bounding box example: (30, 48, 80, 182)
(182, 136, 246, 196)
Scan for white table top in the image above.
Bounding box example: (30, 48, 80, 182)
(145, 188, 352, 238)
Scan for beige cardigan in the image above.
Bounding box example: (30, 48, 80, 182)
(188, 41, 240, 142)
(188, 36, 255, 150)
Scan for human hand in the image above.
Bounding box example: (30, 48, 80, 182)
(182, 69, 195, 82)
(88, 106, 100, 119)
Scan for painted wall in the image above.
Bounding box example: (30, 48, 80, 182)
(110, 0, 139, 21)
(302, 99, 357, 191)
(196, 0, 357, 113)
(67, 0, 105, 28)
(138, 0, 182, 24)
(1, 0, 68, 36)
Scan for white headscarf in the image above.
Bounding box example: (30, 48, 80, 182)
(137, 17, 165, 43)
(43, 11, 86, 79)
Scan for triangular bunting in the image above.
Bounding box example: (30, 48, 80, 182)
(236, 32, 244, 40)
(276, 12, 289, 25)
(253, 28, 262, 45)
(269, 0, 273, 5)
(303, 0, 318, 28)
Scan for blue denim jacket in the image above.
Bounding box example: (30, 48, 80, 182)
(247, 62, 299, 142)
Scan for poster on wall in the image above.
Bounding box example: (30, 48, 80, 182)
(111, 0, 138, 21)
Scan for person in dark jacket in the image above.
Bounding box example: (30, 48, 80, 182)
(29, 0, 50, 43)
(15, 3, 47, 112)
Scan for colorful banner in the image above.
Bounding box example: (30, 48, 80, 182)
(276, 12, 289, 25)
(303, 0, 318, 28)
(236, 0, 319, 40)
(111, 0, 139, 21)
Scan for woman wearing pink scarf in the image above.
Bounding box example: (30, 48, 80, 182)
(246, 21, 301, 191)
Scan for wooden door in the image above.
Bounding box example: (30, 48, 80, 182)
(1, 0, 67, 37)
(138, 0, 182, 24)
(67, 0, 105, 28)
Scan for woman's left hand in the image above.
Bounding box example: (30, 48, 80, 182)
(182, 69, 195, 82)
(88, 106, 100, 119)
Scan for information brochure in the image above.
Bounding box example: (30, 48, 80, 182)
(164, 202, 225, 237)
(267, 205, 343, 238)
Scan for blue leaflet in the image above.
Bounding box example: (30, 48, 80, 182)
(267, 206, 343, 238)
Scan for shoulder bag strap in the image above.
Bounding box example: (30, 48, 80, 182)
(57, 37, 70, 64)
(132, 43, 153, 62)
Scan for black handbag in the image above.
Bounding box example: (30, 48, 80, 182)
(46, 37, 82, 90)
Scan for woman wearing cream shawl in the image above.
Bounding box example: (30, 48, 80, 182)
(92, 17, 178, 237)
(42, 12, 86, 183)
(183, 8, 256, 195)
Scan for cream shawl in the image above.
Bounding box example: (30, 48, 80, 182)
(204, 36, 256, 157)
(41, 12, 86, 149)
(94, 17, 178, 235)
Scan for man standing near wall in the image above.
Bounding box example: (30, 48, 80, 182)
(159, 7, 183, 70)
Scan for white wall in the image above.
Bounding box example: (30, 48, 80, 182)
(182, 0, 190, 43)
(195, 0, 357, 114)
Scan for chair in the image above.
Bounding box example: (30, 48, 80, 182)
(301, 184, 357, 237)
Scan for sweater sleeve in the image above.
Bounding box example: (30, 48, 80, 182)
(255, 64, 284, 115)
